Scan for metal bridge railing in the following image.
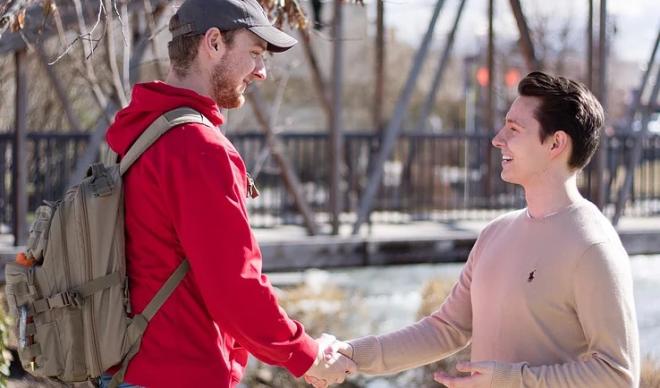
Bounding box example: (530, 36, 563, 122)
(1, 132, 659, 229)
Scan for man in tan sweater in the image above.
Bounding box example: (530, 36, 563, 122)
(306, 72, 640, 388)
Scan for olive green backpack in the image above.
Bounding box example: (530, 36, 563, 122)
(4, 108, 212, 387)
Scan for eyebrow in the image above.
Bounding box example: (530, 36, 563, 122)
(505, 118, 523, 127)
(255, 41, 267, 51)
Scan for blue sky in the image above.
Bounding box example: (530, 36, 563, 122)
(364, 0, 659, 65)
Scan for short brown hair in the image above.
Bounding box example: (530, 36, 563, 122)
(167, 14, 239, 78)
(518, 71, 604, 169)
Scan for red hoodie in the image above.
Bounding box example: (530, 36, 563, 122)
(106, 82, 317, 387)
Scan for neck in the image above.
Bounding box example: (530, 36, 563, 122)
(523, 172, 583, 219)
(165, 69, 211, 99)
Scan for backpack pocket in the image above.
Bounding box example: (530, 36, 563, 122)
(4, 262, 31, 319)
(32, 321, 64, 377)
(26, 204, 55, 263)
(5, 263, 41, 373)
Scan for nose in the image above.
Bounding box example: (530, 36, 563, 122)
(492, 127, 505, 149)
(253, 57, 267, 81)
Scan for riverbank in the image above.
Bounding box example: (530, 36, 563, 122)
(3, 215, 660, 275)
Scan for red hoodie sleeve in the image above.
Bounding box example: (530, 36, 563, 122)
(159, 123, 317, 377)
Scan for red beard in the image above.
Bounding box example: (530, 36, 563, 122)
(211, 59, 245, 109)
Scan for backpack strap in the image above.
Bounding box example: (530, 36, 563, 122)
(119, 107, 213, 175)
(108, 260, 190, 388)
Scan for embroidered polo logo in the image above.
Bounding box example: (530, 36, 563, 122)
(528, 270, 536, 283)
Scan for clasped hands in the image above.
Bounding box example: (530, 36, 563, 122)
(303, 333, 356, 388)
(303, 333, 498, 388)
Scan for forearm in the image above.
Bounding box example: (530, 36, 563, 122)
(492, 355, 637, 388)
(349, 246, 477, 375)
(350, 316, 470, 375)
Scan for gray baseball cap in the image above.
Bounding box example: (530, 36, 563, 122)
(171, 0, 297, 52)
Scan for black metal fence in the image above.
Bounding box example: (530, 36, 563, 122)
(236, 132, 523, 226)
(2, 131, 660, 230)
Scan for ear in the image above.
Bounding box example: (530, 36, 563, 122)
(201, 28, 225, 58)
(548, 130, 570, 159)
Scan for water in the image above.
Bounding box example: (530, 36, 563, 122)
(632, 255, 660, 359)
(272, 254, 660, 360)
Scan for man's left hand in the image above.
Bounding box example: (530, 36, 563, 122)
(434, 361, 496, 388)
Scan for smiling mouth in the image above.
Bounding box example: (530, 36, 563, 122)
(502, 156, 513, 164)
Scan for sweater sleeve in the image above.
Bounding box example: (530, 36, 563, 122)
(492, 241, 640, 388)
(162, 127, 317, 377)
(349, 242, 476, 375)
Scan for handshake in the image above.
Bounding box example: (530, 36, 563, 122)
(303, 333, 357, 387)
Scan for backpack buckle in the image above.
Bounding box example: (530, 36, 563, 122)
(63, 291, 82, 308)
(33, 290, 82, 313)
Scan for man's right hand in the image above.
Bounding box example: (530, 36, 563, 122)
(303, 334, 356, 388)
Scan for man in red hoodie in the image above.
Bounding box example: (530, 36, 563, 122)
(104, 0, 355, 386)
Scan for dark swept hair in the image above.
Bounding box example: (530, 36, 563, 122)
(167, 14, 239, 78)
(517, 71, 604, 170)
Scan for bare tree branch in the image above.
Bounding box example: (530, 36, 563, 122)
(72, 0, 112, 122)
(35, 41, 83, 131)
(247, 85, 319, 236)
(259, 0, 308, 30)
(112, 0, 128, 46)
(142, 0, 164, 79)
(120, 0, 130, 89)
(104, 0, 128, 106)
(299, 27, 331, 121)
(258, 0, 362, 30)
(251, 68, 291, 180)
(47, 33, 80, 64)
(269, 65, 291, 129)
(48, 0, 105, 65)
(554, 19, 573, 74)
(0, 0, 30, 41)
(86, 0, 105, 57)
(49, 0, 67, 47)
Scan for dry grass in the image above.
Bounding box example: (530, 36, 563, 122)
(242, 282, 364, 387)
(642, 356, 660, 388)
(242, 276, 468, 387)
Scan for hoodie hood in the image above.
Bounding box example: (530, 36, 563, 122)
(106, 81, 225, 156)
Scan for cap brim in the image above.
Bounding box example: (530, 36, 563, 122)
(248, 26, 297, 53)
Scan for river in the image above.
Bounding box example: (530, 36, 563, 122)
(271, 254, 660, 360)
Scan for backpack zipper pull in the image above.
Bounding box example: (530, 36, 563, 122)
(16, 252, 35, 267)
(246, 174, 260, 199)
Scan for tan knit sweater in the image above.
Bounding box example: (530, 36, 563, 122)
(350, 200, 640, 387)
